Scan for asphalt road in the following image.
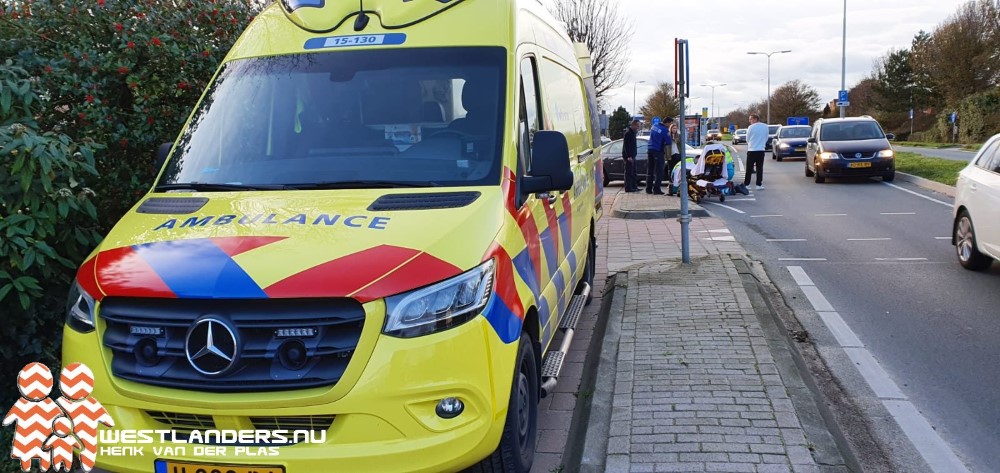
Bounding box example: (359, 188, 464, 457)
(894, 145, 977, 162)
(710, 146, 1000, 473)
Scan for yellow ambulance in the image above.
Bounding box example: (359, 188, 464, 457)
(63, 0, 603, 471)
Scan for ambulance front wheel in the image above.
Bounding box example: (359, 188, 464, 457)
(472, 332, 538, 473)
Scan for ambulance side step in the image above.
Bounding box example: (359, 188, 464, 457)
(539, 284, 590, 398)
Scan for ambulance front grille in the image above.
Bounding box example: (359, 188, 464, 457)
(101, 298, 366, 392)
(249, 415, 335, 432)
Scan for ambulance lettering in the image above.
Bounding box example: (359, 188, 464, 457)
(153, 214, 391, 231)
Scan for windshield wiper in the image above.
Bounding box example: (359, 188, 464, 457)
(284, 180, 437, 190)
(155, 183, 288, 192)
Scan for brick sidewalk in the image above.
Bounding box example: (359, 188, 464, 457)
(576, 188, 846, 473)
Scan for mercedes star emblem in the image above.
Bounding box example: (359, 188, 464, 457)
(185, 317, 239, 376)
(855, 153, 862, 158)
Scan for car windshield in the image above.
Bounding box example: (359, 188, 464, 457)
(158, 47, 506, 190)
(779, 127, 811, 138)
(768, 125, 780, 134)
(820, 121, 885, 141)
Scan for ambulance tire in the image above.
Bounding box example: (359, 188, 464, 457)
(576, 232, 597, 306)
(473, 333, 538, 473)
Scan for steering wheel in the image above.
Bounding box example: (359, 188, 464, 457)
(429, 129, 476, 139)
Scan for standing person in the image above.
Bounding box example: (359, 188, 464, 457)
(645, 116, 672, 195)
(622, 119, 640, 192)
(744, 113, 768, 190)
(666, 121, 682, 195)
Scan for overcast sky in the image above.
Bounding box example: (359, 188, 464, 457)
(601, 0, 972, 119)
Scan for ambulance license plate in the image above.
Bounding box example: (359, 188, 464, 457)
(848, 162, 872, 168)
(155, 459, 284, 473)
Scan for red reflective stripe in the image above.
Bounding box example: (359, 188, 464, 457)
(209, 236, 287, 257)
(76, 257, 104, 300)
(96, 246, 175, 298)
(353, 252, 462, 303)
(516, 208, 543, 289)
(485, 243, 525, 319)
(265, 245, 418, 299)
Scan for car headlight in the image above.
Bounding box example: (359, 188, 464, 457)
(383, 259, 494, 338)
(66, 281, 96, 333)
(878, 149, 894, 158)
(779, 143, 790, 149)
(819, 152, 840, 160)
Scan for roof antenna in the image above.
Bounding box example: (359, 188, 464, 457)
(354, 0, 369, 31)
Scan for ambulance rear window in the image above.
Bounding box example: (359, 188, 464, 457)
(158, 47, 506, 190)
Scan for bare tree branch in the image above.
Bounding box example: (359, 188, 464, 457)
(549, 0, 634, 100)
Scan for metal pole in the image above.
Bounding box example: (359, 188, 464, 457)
(633, 80, 646, 117)
(766, 55, 771, 124)
(840, 0, 847, 118)
(678, 40, 691, 264)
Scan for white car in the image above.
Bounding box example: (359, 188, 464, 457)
(953, 133, 1000, 270)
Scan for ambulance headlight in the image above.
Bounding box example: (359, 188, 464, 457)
(383, 260, 494, 338)
(66, 281, 96, 333)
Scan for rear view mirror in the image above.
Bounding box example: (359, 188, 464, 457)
(522, 131, 573, 194)
(155, 142, 173, 169)
(886, 133, 895, 141)
(807, 137, 816, 144)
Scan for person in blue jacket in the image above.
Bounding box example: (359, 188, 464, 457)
(645, 116, 672, 194)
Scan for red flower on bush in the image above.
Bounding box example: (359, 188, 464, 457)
(147, 116, 156, 125)
(85, 95, 95, 103)
(120, 138, 129, 148)
(177, 81, 188, 90)
(127, 41, 135, 49)
(117, 66, 129, 75)
(202, 50, 210, 57)
(151, 37, 162, 47)
(78, 113, 86, 120)
(114, 23, 123, 32)
(44, 65, 53, 73)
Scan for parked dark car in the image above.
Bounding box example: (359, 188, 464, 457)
(805, 117, 896, 183)
(732, 128, 747, 145)
(772, 125, 812, 161)
(601, 137, 700, 186)
(765, 124, 780, 151)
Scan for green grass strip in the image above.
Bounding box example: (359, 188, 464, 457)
(894, 151, 966, 187)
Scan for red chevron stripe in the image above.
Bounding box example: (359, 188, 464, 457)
(353, 252, 463, 303)
(501, 167, 517, 215)
(516, 207, 543, 291)
(209, 236, 287, 257)
(76, 256, 103, 300)
(485, 243, 525, 320)
(265, 245, 420, 299)
(96, 246, 176, 298)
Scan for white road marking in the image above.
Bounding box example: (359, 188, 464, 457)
(787, 266, 815, 286)
(816, 312, 865, 347)
(709, 236, 736, 241)
(875, 258, 929, 261)
(882, 182, 953, 208)
(726, 198, 757, 201)
(705, 202, 746, 214)
(883, 400, 972, 473)
(697, 229, 731, 234)
(778, 258, 827, 261)
(935, 237, 951, 240)
(847, 238, 892, 241)
(767, 239, 808, 242)
(785, 265, 971, 473)
(881, 212, 916, 215)
(815, 213, 848, 217)
(751, 214, 784, 218)
(800, 286, 835, 312)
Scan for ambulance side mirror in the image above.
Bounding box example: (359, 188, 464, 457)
(155, 142, 173, 169)
(522, 131, 573, 194)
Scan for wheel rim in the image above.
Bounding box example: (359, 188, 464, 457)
(515, 365, 530, 449)
(957, 217, 975, 262)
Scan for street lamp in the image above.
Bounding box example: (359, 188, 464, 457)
(747, 50, 791, 123)
(633, 80, 646, 116)
(840, 0, 847, 118)
(700, 83, 726, 129)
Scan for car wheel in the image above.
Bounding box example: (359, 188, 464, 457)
(804, 161, 814, 177)
(882, 172, 895, 182)
(602, 174, 610, 187)
(814, 162, 825, 183)
(955, 211, 993, 271)
(719, 195, 725, 202)
(472, 333, 538, 473)
(777, 155, 784, 162)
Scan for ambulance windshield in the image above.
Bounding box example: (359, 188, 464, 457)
(158, 47, 506, 190)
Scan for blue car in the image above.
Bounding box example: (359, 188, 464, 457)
(772, 125, 812, 161)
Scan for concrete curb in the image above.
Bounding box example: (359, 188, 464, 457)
(610, 208, 711, 219)
(895, 171, 956, 198)
(570, 273, 623, 473)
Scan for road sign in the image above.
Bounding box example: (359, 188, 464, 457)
(838, 90, 849, 102)
(702, 107, 709, 118)
(728, 124, 736, 133)
(836, 101, 849, 107)
(949, 111, 958, 123)
(787, 116, 809, 126)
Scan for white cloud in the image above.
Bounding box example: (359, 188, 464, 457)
(598, 0, 970, 120)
